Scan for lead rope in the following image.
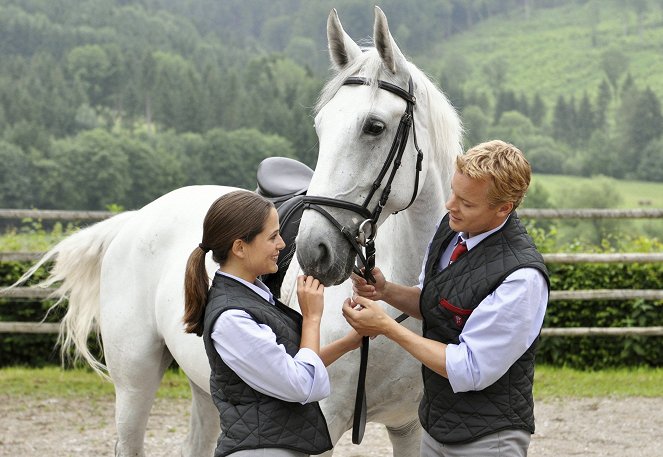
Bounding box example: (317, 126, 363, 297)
(351, 238, 375, 444)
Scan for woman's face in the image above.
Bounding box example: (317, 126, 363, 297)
(242, 208, 285, 277)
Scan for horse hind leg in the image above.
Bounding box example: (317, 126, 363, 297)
(109, 343, 173, 457)
(386, 418, 422, 457)
(180, 380, 219, 457)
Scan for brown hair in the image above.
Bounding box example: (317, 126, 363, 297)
(183, 190, 274, 336)
(456, 139, 531, 210)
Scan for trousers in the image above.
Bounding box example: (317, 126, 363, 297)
(420, 428, 530, 457)
(229, 448, 307, 456)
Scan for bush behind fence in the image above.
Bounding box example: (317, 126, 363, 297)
(0, 208, 662, 368)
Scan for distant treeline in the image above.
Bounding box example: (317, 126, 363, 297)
(0, 0, 661, 211)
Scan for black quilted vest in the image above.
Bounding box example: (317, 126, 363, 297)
(419, 213, 549, 444)
(202, 274, 333, 456)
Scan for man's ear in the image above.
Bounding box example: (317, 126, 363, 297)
(497, 201, 514, 217)
(231, 239, 245, 259)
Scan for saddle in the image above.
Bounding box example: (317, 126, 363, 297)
(256, 157, 314, 298)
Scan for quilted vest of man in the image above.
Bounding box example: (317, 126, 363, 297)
(419, 213, 550, 444)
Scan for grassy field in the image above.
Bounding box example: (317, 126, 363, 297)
(533, 174, 663, 208)
(1, 365, 662, 400)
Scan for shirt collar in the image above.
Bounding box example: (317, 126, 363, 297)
(457, 215, 510, 251)
(217, 271, 275, 304)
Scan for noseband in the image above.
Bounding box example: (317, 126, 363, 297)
(301, 75, 423, 444)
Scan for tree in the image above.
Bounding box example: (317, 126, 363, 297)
(519, 135, 567, 175)
(636, 138, 663, 182)
(522, 181, 552, 209)
(552, 95, 577, 146)
(494, 90, 518, 124)
(580, 130, 622, 178)
(595, 79, 612, 130)
(115, 133, 186, 209)
(47, 129, 131, 210)
(556, 176, 625, 245)
(439, 52, 472, 110)
(630, 0, 649, 40)
(0, 140, 33, 208)
(200, 128, 296, 190)
(617, 86, 663, 174)
(461, 105, 491, 149)
(600, 48, 629, 96)
(529, 93, 546, 127)
(150, 51, 204, 133)
(238, 55, 320, 164)
(66, 45, 113, 107)
(488, 110, 536, 147)
(482, 57, 509, 96)
(576, 92, 596, 145)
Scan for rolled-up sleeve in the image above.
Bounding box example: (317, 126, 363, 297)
(212, 309, 330, 404)
(445, 268, 548, 392)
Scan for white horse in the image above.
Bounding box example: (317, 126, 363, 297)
(17, 7, 462, 457)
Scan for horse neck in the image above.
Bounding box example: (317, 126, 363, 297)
(375, 163, 450, 287)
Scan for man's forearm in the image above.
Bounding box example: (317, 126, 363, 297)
(384, 320, 448, 377)
(382, 282, 423, 319)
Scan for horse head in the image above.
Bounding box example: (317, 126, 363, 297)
(296, 6, 462, 286)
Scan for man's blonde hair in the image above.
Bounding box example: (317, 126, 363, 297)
(456, 140, 531, 210)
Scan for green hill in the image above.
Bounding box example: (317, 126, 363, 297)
(423, 2, 663, 108)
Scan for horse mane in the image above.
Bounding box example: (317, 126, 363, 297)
(315, 47, 463, 173)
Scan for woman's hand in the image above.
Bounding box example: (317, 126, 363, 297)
(297, 275, 324, 321)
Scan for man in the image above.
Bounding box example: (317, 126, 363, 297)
(343, 140, 550, 457)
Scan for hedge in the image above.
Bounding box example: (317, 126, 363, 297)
(537, 261, 662, 368)
(1, 259, 662, 368)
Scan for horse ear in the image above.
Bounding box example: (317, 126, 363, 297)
(373, 6, 408, 75)
(327, 8, 362, 70)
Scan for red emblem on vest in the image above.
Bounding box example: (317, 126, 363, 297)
(439, 298, 473, 329)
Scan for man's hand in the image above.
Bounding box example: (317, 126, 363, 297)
(351, 266, 387, 301)
(342, 295, 395, 338)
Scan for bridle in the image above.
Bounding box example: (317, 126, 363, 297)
(301, 74, 423, 444)
(302, 75, 423, 284)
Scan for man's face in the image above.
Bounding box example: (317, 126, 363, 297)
(445, 171, 512, 238)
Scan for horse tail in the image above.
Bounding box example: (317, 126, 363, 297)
(10, 211, 136, 378)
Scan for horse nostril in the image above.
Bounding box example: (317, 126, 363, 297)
(316, 243, 329, 262)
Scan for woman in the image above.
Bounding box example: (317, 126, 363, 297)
(183, 190, 360, 457)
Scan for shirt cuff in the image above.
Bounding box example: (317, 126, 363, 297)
(294, 348, 331, 403)
(445, 343, 476, 393)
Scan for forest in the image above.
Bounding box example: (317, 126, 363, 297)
(0, 0, 662, 212)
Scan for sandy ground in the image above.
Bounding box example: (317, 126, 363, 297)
(2, 395, 662, 456)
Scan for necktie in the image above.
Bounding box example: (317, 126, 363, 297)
(448, 239, 467, 265)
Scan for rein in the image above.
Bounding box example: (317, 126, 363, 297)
(301, 75, 422, 444)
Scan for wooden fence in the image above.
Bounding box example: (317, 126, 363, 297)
(0, 208, 662, 337)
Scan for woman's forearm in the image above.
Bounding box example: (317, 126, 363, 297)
(319, 332, 361, 366)
(299, 317, 322, 354)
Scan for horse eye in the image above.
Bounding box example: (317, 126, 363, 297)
(363, 118, 386, 136)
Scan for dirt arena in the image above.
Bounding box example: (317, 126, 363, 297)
(2, 395, 662, 456)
